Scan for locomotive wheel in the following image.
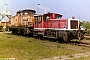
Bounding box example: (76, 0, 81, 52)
(23, 28, 30, 34)
(78, 31, 84, 40)
(63, 32, 69, 41)
(17, 29, 20, 34)
(45, 29, 51, 36)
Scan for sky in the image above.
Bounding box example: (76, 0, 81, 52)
(0, 0, 90, 21)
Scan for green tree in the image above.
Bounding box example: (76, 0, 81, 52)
(82, 21, 90, 29)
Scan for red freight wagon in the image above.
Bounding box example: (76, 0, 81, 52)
(34, 12, 84, 41)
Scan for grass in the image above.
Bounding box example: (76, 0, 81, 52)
(0, 33, 83, 60)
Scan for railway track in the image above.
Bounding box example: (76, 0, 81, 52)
(29, 35, 90, 48)
(69, 40, 90, 47)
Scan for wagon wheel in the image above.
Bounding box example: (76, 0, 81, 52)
(63, 32, 69, 41)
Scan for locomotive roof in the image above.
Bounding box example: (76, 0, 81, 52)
(44, 12, 62, 16)
(17, 9, 36, 13)
(34, 12, 62, 17)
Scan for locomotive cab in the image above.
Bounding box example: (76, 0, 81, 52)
(16, 9, 36, 27)
(34, 12, 62, 28)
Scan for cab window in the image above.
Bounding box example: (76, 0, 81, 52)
(23, 11, 28, 15)
(55, 15, 62, 19)
(30, 12, 35, 14)
(35, 17, 38, 23)
(35, 16, 42, 23)
(44, 15, 50, 21)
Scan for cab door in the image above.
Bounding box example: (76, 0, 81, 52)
(34, 15, 43, 30)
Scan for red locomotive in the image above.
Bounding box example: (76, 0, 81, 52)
(8, 9, 84, 41)
(34, 12, 84, 41)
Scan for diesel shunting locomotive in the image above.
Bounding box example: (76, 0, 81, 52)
(8, 9, 36, 35)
